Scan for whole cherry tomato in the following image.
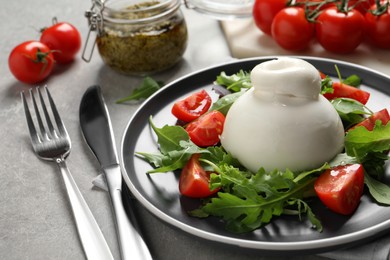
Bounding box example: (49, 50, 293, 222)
(316, 6, 366, 53)
(171, 90, 212, 122)
(365, 1, 390, 49)
(315, 164, 364, 215)
(8, 41, 55, 84)
(295, 0, 334, 11)
(252, 0, 287, 35)
(271, 7, 315, 51)
(179, 154, 219, 198)
(348, 0, 375, 14)
(40, 21, 81, 63)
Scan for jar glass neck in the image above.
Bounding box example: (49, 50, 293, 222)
(99, 0, 181, 24)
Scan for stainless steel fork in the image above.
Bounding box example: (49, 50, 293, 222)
(21, 87, 114, 260)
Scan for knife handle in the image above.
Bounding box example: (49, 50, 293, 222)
(103, 166, 152, 260)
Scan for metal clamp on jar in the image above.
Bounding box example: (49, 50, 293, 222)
(83, 0, 188, 75)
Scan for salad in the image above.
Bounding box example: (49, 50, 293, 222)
(136, 58, 390, 233)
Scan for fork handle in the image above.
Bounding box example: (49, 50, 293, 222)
(56, 157, 114, 260)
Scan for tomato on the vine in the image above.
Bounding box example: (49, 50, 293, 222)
(40, 21, 81, 63)
(365, 1, 390, 49)
(171, 90, 212, 122)
(186, 110, 225, 147)
(314, 164, 364, 215)
(271, 7, 315, 51)
(295, 0, 334, 11)
(252, 0, 287, 35)
(8, 41, 55, 84)
(348, 0, 375, 14)
(316, 6, 366, 53)
(179, 154, 219, 198)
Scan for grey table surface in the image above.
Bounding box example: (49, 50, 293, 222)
(0, 1, 388, 260)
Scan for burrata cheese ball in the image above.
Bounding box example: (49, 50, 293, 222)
(220, 57, 345, 173)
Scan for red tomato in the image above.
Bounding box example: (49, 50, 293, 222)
(271, 7, 315, 51)
(348, 0, 375, 14)
(186, 110, 225, 147)
(295, 0, 334, 11)
(171, 90, 212, 122)
(40, 21, 81, 63)
(179, 154, 219, 198)
(316, 7, 366, 53)
(314, 164, 365, 215)
(365, 2, 390, 49)
(8, 41, 55, 84)
(323, 82, 370, 105)
(351, 108, 390, 131)
(252, 0, 287, 35)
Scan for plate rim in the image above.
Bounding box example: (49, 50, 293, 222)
(120, 56, 390, 253)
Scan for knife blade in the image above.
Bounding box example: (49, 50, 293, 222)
(79, 85, 152, 260)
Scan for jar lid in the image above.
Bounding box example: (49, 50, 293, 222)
(184, 0, 254, 20)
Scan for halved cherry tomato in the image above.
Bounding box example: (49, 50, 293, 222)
(351, 108, 390, 131)
(186, 110, 225, 147)
(323, 82, 370, 105)
(314, 164, 364, 215)
(179, 154, 219, 198)
(171, 90, 212, 122)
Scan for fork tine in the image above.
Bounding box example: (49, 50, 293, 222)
(38, 87, 57, 138)
(44, 87, 68, 137)
(30, 88, 51, 141)
(21, 91, 40, 144)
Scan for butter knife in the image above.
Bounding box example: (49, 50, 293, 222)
(79, 85, 152, 260)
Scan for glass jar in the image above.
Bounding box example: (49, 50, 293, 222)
(84, 0, 188, 75)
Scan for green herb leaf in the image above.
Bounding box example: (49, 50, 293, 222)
(149, 117, 190, 154)
(210, 92, 244, 115)
(364, 172, 390, 205)
(345, 121, 390, 160)
(215, 70, 252, 92)
(331, 98, 372, 128)
(194, 164, 323, 233)
(342, 74, 362, 87)
(321, 76, 334, 95)
(116, 77, 164, 103)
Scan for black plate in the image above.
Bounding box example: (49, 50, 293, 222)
(120, 56, 390, 255)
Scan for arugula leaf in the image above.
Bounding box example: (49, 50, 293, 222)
(328, 153, 359, 167)
(364, 172, 390, 205)
(116, 77, 164, 103)
(149, 117, 189, 154)
(215, 70, 252, 92)
(331, 98, 371, 128)
(193, 164, 325, 233)
(361, 152, 389, 180)
(342, 74, 362, 87)
(136, 118, 206, 173)
(345, 121, 390, 160)
(210, 92, 244, 115)
(321, 76, 334, 95)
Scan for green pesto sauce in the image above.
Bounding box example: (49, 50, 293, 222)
(96, 2, 187, 75)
